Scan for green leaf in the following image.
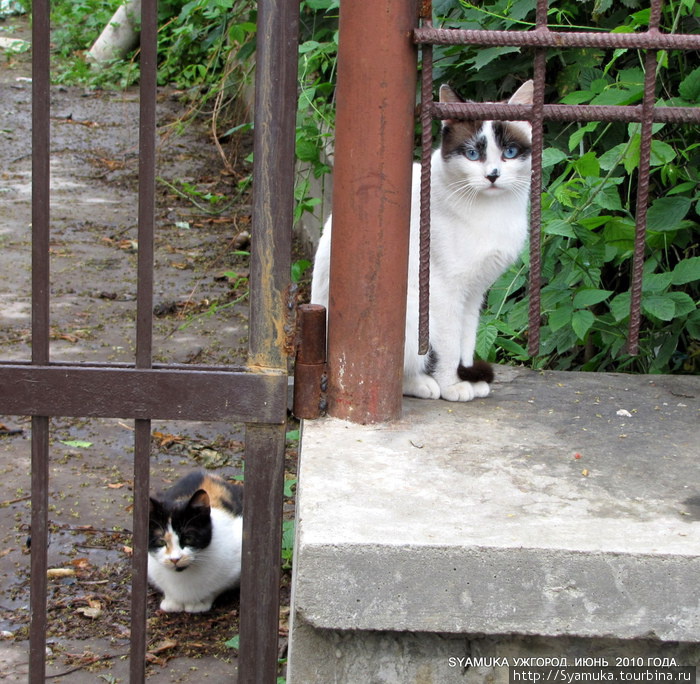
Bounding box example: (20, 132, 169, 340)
(60, 440, 93, 449)
(572, 309, 595, 340)
(224, 634, 240, 650)
(671, 256, 700, 285)
(548, 304, 574, 332)
(568, 122, 599, 151)
(687, 309, 700, 338)
(642, 294, 675, 321)
(296, 138, 319, 163)
(543, 218, 576, 238)
(541, 148, 568, 168)
(574, 151, 600, 178)
(562, 91, 594, 106)
(496, 337, 529, 359)
(282, 520, 295, 558)
(610, 292, 631, 322)
(642, 272, 673, 293)
(284, 478, 297, 498)
(679, 66, 700, 103)
(665, 292, 697, 318)
(646, 197, 692, 232)
(592, 184, 622, 212)
(598, 143, 627, 171)
(650, 140, 676, 166)
(476, 323, 498, 360)
(622, 136, 641, 175)
(470, 46, 521, 70)
(291, 259, 311, 284)
(573, 289, 613, 308)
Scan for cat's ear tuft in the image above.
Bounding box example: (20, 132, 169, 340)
(189, 489, 211, 510)
(439, 83, 463, 105)
(508, 79, 534, 106)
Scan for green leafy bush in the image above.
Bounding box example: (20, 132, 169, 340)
(435, 0, 699, 374)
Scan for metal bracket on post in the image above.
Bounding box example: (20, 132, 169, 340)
(293, 304, 327, 419)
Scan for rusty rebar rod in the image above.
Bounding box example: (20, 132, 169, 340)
(414, 26, 700, 50)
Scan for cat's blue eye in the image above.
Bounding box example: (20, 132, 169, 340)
(464, 148, 480, 161)
(503, 145, 519, 159)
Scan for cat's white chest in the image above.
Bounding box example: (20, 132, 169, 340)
(425, 193, 527, 294)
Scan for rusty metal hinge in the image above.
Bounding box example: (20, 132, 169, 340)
(292, 303, 327, 419)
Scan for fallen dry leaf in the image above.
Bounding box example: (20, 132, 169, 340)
(76, 603, 103, 620)
(47, 568, 76, 579)
(153, 431, 185, 448)
(149, 638, 178, 655)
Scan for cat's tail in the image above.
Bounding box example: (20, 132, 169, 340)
(457, 360, 494, 384)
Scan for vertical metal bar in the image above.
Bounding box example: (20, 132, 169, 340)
(628, 0, 662, 355)
(29, 418, 49, 684)
(527, 0, 548, 357)
(241, 0, 298, 680)
(247, 0, 297, 372)
(418, 2, 433, 357)
(29, 0, 50, 680)
(240, 424, 287, 682)
(130, 420, 151, 683)
(326, 0, 419, 423)
(130, 0, 157, 680)
(136, 0, 156, 367)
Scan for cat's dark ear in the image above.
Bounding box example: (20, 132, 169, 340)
(188, 489, 211, 511)
(149, 497, 161, 516)
(508, 80, 534, 106)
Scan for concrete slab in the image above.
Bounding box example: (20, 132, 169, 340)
(289, 367, 700, 676)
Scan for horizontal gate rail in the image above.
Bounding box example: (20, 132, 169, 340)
(0, 364, 287, 422)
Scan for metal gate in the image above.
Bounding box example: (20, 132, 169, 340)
(0, 0, 298, 681)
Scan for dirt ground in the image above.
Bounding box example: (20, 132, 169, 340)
(0, 15, 296, 682)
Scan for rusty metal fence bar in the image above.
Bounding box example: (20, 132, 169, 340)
(28, 0, 50, 679)
(0, 0, 297, 682)
(415, 0, 700, 357)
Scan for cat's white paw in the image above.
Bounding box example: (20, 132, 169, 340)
(441, 380, 490, 402)
(183, 600, 213, 613)
(403, 373, 441, 399)
(159, 597, 185, 612)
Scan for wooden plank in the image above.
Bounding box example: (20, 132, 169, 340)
(0, 364, 287, 424)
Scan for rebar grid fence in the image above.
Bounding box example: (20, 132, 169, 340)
(415, 0, 700, 359)
(0, 0, 297, 682)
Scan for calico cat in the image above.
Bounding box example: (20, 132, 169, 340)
(148, 471, 243, 613)
(311, 80, 533, 402)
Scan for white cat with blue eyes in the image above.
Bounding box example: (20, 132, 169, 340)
(311, 80, 533, 402)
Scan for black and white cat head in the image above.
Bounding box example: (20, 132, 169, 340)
(438, 80, 533, 198)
